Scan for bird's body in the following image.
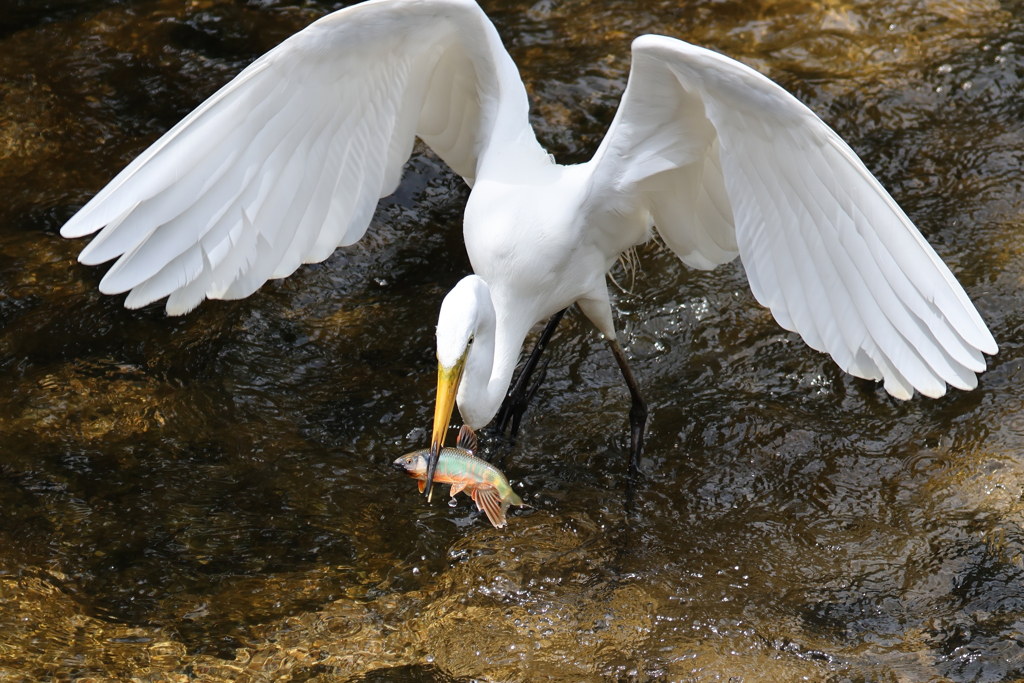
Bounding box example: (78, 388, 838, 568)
(467, 163, 648, 321)
(457, 159, 646, 428)
(59, 0, 998, 496)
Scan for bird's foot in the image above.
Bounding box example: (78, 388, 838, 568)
(626, 398, 647, 480)
(624, 415, 648, 516)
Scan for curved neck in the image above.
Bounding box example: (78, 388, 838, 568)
(456, 288, 530, 430)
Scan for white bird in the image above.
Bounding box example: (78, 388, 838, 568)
(60, 0, 997, 498)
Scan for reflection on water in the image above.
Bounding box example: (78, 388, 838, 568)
(2, 0, 1024, 680)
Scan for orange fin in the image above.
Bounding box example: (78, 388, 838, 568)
(450, 482, 467, 497)
(456, 424, 478, 456)
(418, 480, 425, 494)
(474, 487, 506, 528)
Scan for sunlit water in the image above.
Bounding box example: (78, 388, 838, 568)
(1, 0, 1024, 680)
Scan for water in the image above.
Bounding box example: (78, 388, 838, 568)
(1, 0, 1023, 680)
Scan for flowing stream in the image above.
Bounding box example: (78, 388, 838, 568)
(2, 0, 1024, 680)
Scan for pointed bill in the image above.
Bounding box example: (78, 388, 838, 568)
(426, 352, 466, 501)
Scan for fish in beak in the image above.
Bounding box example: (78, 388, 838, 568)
(396, 425, 527, 528)
(425, 348, 467, 501)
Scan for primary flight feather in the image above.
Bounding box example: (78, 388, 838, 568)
(61, 0, 997, 497)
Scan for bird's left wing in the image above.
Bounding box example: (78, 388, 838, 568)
(61, 0, 543, 314)
(585, 35, 996, 400)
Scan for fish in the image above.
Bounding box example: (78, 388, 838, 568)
(393, 425, 526, 528)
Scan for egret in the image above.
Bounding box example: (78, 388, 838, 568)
(60, 0, 997, 501)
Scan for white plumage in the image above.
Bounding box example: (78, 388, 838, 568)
(62, 0, 996, 482)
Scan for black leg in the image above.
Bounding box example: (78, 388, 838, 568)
(492, 308, 567, 439)
(608, 338, 647, 479)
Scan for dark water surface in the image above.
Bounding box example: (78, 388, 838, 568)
(2, 0, 1024, 680)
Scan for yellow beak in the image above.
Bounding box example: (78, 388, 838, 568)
(425, 351, 466, 501)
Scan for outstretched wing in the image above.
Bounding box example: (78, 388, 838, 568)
(586, 35, 997, 400)
(61, 0, 544, 315)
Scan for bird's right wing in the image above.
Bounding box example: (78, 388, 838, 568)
(61, 0, 544, 315)
(586, 35, 996, 400)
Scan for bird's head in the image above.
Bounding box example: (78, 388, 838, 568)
(426, 275, 493, 499)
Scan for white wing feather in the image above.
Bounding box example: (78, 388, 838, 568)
(587, 35, 996, 399)
(61, 0, 544, 315)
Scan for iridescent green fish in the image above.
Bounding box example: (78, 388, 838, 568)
(393, 425, 525, 528)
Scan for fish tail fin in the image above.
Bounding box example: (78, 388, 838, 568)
(499, 489, 530, 521)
